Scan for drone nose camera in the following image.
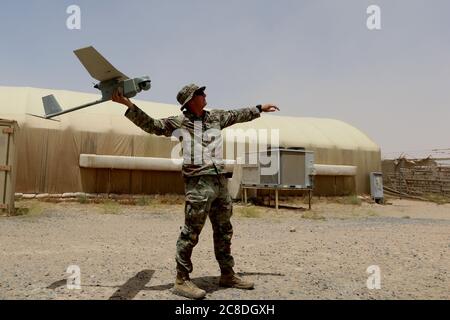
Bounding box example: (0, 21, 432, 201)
(122, 76, 151, 98)
(138, 79, 151, 91)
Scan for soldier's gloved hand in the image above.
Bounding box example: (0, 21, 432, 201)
(112, 89, 134, 108)
(261, 104, 280, 112)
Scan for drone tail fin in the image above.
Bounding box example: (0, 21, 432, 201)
(42, 95, 63, 118)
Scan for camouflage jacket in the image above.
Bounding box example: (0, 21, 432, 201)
(125, 105, 261, 177)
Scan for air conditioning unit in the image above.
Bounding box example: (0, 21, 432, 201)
(241, 148, 314, 188)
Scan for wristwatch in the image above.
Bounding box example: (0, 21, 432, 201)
(256, 105, 262, 113)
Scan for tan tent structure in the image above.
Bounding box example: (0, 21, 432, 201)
(0, 86, 380, 196)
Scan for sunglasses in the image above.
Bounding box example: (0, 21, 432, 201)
(194, 90, 206, 97)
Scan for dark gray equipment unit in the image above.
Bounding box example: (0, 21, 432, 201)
(242, 148, 315, 188)
(370, 172, 384, 204)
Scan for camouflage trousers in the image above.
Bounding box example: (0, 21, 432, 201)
(176, 174, 234, 274)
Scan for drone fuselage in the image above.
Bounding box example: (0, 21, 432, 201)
(95, 76, 151, 101)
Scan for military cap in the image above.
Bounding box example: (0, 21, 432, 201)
(177, 83, 206, 110)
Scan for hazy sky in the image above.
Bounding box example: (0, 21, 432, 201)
(1, 0, 449, 158)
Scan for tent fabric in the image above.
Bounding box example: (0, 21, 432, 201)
(0, 86, 381, 195)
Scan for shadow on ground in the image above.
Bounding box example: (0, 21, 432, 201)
(47, 270, 285, 300)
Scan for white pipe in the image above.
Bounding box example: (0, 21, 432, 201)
(79, 154, 235, 172)
(80, 154, 355, 176)
(313, 164, 357, 176)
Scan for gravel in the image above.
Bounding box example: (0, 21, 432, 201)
(0, 198, 449, 300)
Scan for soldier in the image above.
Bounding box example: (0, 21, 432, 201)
(112, 84, 279, 299)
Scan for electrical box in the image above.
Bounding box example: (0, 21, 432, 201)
(370, 172, 384, 203)
(242, 148, 314, 188)
(0, 119, 19, 215)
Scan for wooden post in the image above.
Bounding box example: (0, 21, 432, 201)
(275, 188, 279, 213)
(0, 120, 18, 216)
(243, 187, 247, 204)
(308, 189, 312, 210)
(108, 168, 111, 196)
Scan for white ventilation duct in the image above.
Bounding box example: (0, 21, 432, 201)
(313, 164, 357, 176)
(79, 154, 236, 172)
(80, 154, 356, 176)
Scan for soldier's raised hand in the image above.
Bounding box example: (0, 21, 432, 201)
(112, 88, 134, 108)
(261, 104, 280, 112)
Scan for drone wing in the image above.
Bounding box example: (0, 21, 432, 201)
(74, 46, 129, 82)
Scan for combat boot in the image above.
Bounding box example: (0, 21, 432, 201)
(219, 269, 254, 290)
(173, 272, 206, 299)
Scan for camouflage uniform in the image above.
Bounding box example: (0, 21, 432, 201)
(125, 103, 261, 275)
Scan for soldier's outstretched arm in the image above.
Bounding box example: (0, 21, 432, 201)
(219, 103, 280, 129)
(112, 89, 181, 137)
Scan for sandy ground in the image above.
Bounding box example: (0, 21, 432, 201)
(0, 196, 449, 300)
